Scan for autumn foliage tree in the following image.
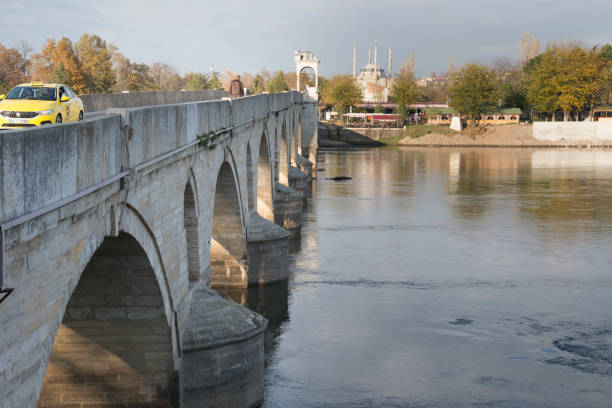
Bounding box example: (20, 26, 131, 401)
(75, 34, 115, 93)
(30, 37, 87, 93)
(596, 44, 612, 106)
(183, 72, 209, 91)
(0, 44, 30, 92)
(448, 63, 499, 126)
(326, 75, 362, 113)
(524, 43, 601, 120)
(392, 62, 419, 117)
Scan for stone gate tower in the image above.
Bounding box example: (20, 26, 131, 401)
(294, 50, 320, 97)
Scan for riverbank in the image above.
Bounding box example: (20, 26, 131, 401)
(399, 124, 612, 147)
(318, 122, 612, 148)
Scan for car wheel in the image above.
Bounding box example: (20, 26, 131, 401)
(78, 111, 83, 121)
(56, 114, 62, 124)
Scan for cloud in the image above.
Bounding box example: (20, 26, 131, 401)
(1, 0, 610, 77)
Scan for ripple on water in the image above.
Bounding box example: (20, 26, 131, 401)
(547, 327, 612, 375)
(508, 317, 612, 376)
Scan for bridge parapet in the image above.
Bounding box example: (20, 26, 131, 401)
(80, 89, 229, 113)
(0, 91, 311, 228)
(0, 114, 124, 226)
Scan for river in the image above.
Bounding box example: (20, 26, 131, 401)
(219, 147, 612, 407)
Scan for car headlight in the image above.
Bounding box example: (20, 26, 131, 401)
(38, 109, 54, 115)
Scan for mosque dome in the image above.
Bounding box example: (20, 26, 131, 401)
(358, 63, 387, 80)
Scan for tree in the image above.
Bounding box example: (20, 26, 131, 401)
(327, 75, 362, 113)
(252, 74, 265, 94)
(31, 37, 86, 92)
(266, 70, 288, 93)
(392, 61, 419, 116)
(75, 34, 115, 93)
(0, 77, 8, 94)
(241, 72, 255, 94)
(149, 62, 181, 90)
(0, 43, 30, 88)
(30, 39, 56, 82)
(500, 82, 526, 109)
(128, 63, 154, 91)
(491, 57, 526, 109)
(597, 44, 612, 105)
(523, 53, 557, 115)
(448, 63, 499, 126)
(523, 43, 601, 120)
(50, 63, 71, 85)
(182, 72, 208, 91)
(53, 37, 86, 92)
(208, 70, 223, 90)
(520, 33, 541, 66)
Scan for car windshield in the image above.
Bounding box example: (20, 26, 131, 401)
(6, 86, 57, 101)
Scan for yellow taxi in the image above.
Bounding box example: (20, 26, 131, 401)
(0, 82, 84, 130)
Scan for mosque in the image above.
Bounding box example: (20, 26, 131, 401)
(353, 45, 392, 103)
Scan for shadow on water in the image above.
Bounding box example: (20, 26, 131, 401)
(216, 280, 290, 365)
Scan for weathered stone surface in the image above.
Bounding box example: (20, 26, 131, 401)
(0, 91, 315, 407)
(182, 286, 266, 408)
(246, 213, 290, 286)
(294, 154, 313, 178)
(288, 165, 309, 199)
(274, 183, 303, 236)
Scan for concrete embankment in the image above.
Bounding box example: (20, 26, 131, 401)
(318, 122, 397, 146)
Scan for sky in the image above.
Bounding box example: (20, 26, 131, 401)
(2, 0, 611, 78)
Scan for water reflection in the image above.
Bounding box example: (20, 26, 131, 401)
(234, 147, 612, 407)
(216, 280, 290, 365)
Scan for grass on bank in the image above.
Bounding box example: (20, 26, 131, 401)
(380, 125, 458, 145)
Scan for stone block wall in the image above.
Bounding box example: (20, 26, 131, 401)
(38, 234, 176, 407)
(533, 122, 612, 141)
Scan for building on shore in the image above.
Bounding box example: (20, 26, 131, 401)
(353, 45, 393, 103)
(480, 108, 522, 125)
(351, 102, 521, 126)
(594, 107, 612, 122)
(417, 72, 449, 87)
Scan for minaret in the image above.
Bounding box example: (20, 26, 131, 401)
(368, 48, 371, 64)
(387, 47, 392, 87)
(353, 45, 357, 77)
(374, 44, 378, 68)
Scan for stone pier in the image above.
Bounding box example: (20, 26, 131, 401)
(289, 165, 310, 198)
(246, 213, 291, 286)
(274, 183, 303, 236)
(182, 286, 267, 408)
(295, 154, 314, 178)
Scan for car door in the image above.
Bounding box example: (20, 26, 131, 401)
(66, 87, 80, 120)
(59, 86, 73, 121)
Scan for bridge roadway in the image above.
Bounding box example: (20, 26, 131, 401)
(0, 89, 318, 407)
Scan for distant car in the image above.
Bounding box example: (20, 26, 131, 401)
(0, 82, 84, 130)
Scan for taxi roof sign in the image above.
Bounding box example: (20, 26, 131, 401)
(30, 81, 44, 87)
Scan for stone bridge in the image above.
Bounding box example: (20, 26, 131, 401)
(0, 90, 318, 407)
